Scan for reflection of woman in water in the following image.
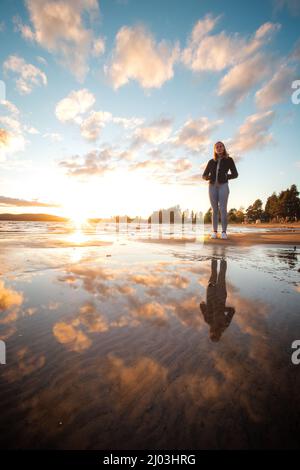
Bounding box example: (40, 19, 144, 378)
(200, 258, 235, 342)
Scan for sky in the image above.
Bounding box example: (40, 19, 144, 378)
(0, 0, 299, 220)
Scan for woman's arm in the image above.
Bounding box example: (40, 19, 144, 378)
(202, 161, 211, 181)
(227, 157, 238, 179)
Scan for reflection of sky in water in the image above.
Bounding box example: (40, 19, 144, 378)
(0, 224, 300, 449)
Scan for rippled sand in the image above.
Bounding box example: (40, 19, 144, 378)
(0, 222, 300, 449)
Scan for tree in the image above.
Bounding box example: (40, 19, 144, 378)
(204, 208, 212, 224)
(265, 192, 279, 221)
(246, 199, 263, 222)
(278, 184, 300, 220)
(228, 208, 238, 223)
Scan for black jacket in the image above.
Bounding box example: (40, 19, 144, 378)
(202, 156, 238, 184)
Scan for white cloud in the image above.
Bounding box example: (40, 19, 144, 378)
(0, 195, 58, 207)
(132, 118, 173, 147)
(255, 63, 297, 108)
(24, 125, 39, 134)
(56, 89, 145, 142)
(217, 53, 273, 111)
(55, 89, 95, 123)
(229, 110, 275, 156)
(0, 116, 26, 161)
(80, 110, 112, 141)
(171, 117, 222, 152)
(0, 100, 19, 115)
(43, 132, 62, 141)
(173, 158, 193, 173)
(92, 37, 105, 56)
(3, 55, 47, 95)
(106, 24, 179, 89)
(16, 0, 104, 81)
(36, 55, 47, 65)
(112, 116, 145, 129)
(59, 148, 117, 177)
(182, 14, 280, 72)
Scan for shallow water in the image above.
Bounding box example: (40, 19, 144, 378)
(0, 222, 299, 449)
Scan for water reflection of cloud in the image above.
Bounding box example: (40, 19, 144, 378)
(1, 242, 299, 448)
(0, 280, 23, 340)
(0, 280, 23, 311)
(53, 322, 92, 352)
(2, 346, 45, 383)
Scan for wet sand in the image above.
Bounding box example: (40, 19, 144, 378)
(137, 230, 300, 246)
(203, 230, 300, 246)
(136, 224, 300, 246)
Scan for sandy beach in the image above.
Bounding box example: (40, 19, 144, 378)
(205, 223, 300, 245)
(204, 227, 300, 246)
(135, 224, 300, 246)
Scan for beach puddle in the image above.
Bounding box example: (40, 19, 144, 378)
(0, 224, 300, 449)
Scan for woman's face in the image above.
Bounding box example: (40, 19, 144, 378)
(215, 142, 225, 156)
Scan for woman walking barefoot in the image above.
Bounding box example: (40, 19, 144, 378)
(202, 141, 238, 239)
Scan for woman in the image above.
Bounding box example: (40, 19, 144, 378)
(202, 141, 238, 239)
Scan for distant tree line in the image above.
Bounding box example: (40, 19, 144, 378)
(204, 184, 300, 224)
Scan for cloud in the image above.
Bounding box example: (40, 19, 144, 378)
(273, 0, 300, 16)
(55, 89, 95, 123)
(290, 38, 300, 62)
(217, 53, 273, 112)
(182, 14, 280, 72)
(173, 158, 193, 173)
(229, 110, 275, 157)
(56, 89, 144, 141)
(112, 116, 145, 129)
(80, 110, 112, 141)
(255, 63, 297, 108)
(58, 148, 117, 177)
(171, 117, 222, 152)
(36, 55, 47, 65)
(24, 125, 39, 134)
(128, 158, 167, 172)
(177, 172, 206, 186)
(0, 100, 19, 115)
(0, 195, 59, 207)
(131, 117, 173, 148)
(43, 132, 62, 141)
(0, 114, 26, 161)
(3, 55, 47, 94)
(16, 0, 104, 81)
(133, 155, 190, 171)
(92, 37, 105, 56)
(106, 24, 179, 89)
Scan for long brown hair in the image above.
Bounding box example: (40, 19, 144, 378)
(213, 141, 230, 161)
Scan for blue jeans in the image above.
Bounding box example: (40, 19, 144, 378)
(209, 182, 229, 232)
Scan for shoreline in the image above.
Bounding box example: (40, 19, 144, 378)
(203, 230, 300, 246)
(137, 228, 300, 246)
